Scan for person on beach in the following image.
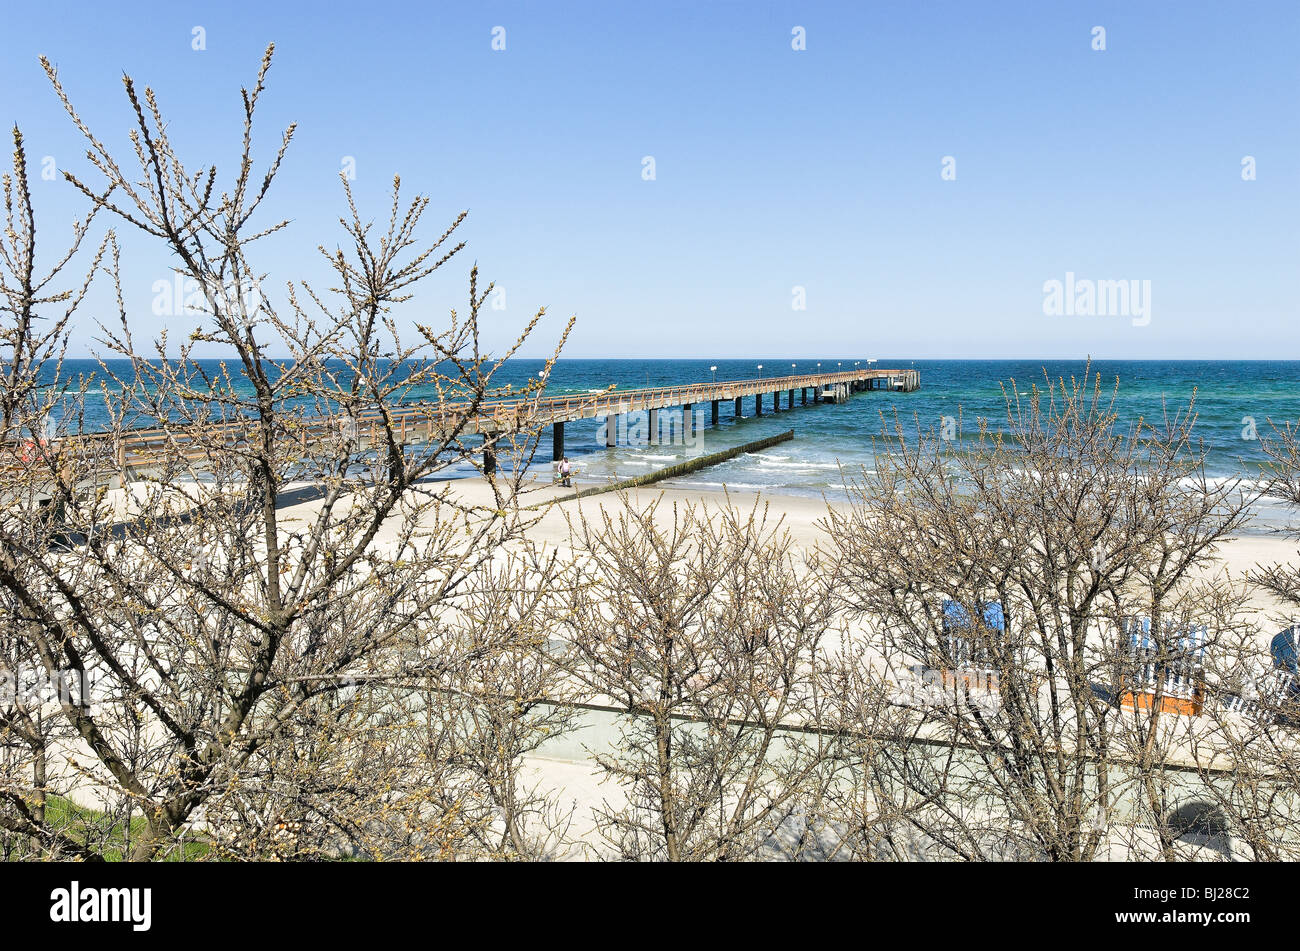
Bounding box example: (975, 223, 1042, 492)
(558, 456, 572, 487)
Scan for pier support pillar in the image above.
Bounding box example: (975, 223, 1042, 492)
(755, 393, 762, 416)
(711, 399, 719, 426)
(604, 415, 618, 447)
(734, 397, 743, 418)
(801, 387, 807, 405)
(553, 422, 564, 460)
(788, 388, 795, 409)
(682, 404, 693, 440)
(648, 408, 659, 445)
(483, 442, 497, 476)
(386, 445, 407, 485)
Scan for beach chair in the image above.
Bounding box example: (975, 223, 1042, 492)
(1265, 626, 1300, 719)
(1117, 617, 1206, 716)
(1218, 691, 1258, 717)
(1204, 626, 1300, 723)
(1271, 625, 1300, 683)
(915, 598, 1005, 692)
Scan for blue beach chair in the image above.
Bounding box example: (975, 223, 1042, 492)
(1119, 617, 1206, 715)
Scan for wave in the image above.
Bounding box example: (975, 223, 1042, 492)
(672, 480, 771, 491)
(1177, 475, 1268, 492)
(752, 459, 845, 471)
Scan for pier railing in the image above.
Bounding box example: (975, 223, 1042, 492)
(2, 367, 919, 477)
(367, 367, 918, 434)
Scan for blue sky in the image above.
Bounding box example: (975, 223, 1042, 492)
(2, 1, 1297, 359)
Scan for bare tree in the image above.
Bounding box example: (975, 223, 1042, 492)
(413, 548, 579, 860)
(1171, 419, 1300, 862)
(1251, 422, 1300, 614)
(551, 494, 840, 861)
(0, 124, 113, 859)
(0, 45, 570, 859)
(823, 368, 1254, 860)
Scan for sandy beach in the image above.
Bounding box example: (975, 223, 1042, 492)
(397, 471, 1300, 626)
(260, 464, 1300, 712)
(288, 470, 1296, 856)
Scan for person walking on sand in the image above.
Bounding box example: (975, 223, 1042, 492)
(558, 456, 572, 487)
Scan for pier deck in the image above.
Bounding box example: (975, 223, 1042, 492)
(346, 366, 919, 465)
(360, 366, 920, 468)
(12, 367, 921, 481)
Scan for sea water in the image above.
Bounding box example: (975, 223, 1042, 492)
(42, 358, 1300, 529)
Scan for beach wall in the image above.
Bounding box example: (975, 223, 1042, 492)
(536, 428, 795, 506)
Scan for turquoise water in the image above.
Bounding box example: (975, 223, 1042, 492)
(47, 358, 1300, 513)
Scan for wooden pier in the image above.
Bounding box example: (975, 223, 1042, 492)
(343, 366, 920, 469)
(518, 367, 921, 462)
(13, 366, 921, 482)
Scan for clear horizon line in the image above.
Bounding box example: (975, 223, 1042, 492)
(56, 354, 1300, 363)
